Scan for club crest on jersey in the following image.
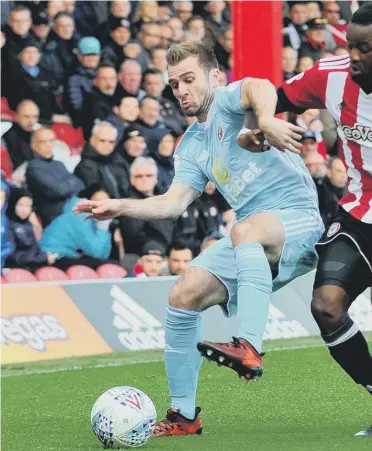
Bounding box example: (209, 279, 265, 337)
(327, 222, 341, 238)
(212, 157, 230, 184)
(217, 126, 223, 141)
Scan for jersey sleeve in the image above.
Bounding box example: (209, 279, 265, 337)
(214, 80, 246, 120)
(171, 138, 208, 193)
(281, 63, 328, 110)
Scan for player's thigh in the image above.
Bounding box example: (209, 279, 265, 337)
(169, 266, 228, 312)
(231, 211, 286, 262)
(313, 234, 372, 307)
(179, 236, 237, 313)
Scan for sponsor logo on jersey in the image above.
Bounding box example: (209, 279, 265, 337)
(327, 222, 341, 237)
(217, 126, 223, 141)
(342, 124, 372, 143)
(111, 285, 164, 351)
(212, 157, 230, 183)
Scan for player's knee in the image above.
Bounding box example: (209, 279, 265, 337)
(231, 221, 258, 246)
(169, 280, 201, 311)
(311, 288, 345, 325)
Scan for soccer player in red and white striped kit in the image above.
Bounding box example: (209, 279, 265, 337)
(239, 2, 372, 437)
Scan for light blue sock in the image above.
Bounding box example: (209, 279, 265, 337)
(234, 242, 273, 354)
(165, 305, 202, 419)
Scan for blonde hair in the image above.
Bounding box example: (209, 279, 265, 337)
(166, 41, 219, 72)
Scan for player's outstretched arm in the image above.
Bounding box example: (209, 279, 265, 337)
(73, 184, 200, 221)
(239, 78, 304, 153)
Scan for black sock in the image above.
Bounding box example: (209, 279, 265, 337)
(324, 329, 372, 390)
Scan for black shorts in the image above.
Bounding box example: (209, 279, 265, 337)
(313, 208, 372, 300)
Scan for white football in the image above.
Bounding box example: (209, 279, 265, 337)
(91, 386, 157, 448)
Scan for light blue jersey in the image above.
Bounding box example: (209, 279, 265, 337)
(172, 79, 319, 220)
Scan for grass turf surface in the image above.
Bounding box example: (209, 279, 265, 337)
(2, 337, 371, 451)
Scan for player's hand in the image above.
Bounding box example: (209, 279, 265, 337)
(237, 129, 271, 153)
(73, 199, 123, 221)
(258, 117, 305, 153)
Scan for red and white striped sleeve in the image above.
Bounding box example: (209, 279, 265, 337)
(281, 54, 350, 110)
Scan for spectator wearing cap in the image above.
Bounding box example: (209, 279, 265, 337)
(107, 96, 140, 142)
(1, 100, 39, 173)
(300, 130, 320, 157)
(40, 187, 115, 271)
(316, 156, 347, 226)
(116, 125, 147, 173)
(150, 130, 175, 194)
(74, 122, 130, 199)
(41, 11, 79, 95)
(299, 18, 336, 61)
(101, 16, 132, 71)
(26, 127, 85, 226)
(81, 65, 118, 140)
(5, 187, 54, 271)
(4, 39, 66, 124)
(133, 95, 168, 153)
(30, 11, 51, 48)
(64, 36, 101, 127)
(282, 47, 299, 81)
(143, 68, 187, 136)
(203, 1, 229, 49)
(136, 243, 165, 278)
(119, 156, 174, 256)
(283, 1, 308, 50)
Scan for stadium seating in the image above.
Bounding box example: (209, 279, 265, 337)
(4, 268, 37, 283)
(51, 124, 85, 155)
(66, 265, 99, 280)
(0, 145, 14, 179)
(96, 264, 128, 279)
(133, 263, 144, 276)
(34, 266, 69, 282)
(0, 97, 16, 121)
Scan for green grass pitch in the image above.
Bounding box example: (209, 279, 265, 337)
(2, 336, 371, 451)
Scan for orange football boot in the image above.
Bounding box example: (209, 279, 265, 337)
(197, 337, 264, 381)
(152, 407, 203, 437)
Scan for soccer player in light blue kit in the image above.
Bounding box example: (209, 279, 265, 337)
(74, 41, 324, 438)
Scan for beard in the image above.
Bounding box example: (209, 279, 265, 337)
(181, 76, 215, 120)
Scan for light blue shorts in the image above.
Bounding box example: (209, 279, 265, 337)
(189, 209, 324, 317)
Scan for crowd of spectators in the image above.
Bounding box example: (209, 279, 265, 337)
(1, 0, 353, 279)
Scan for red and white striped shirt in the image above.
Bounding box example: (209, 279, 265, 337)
(282, 54, 372, 224)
